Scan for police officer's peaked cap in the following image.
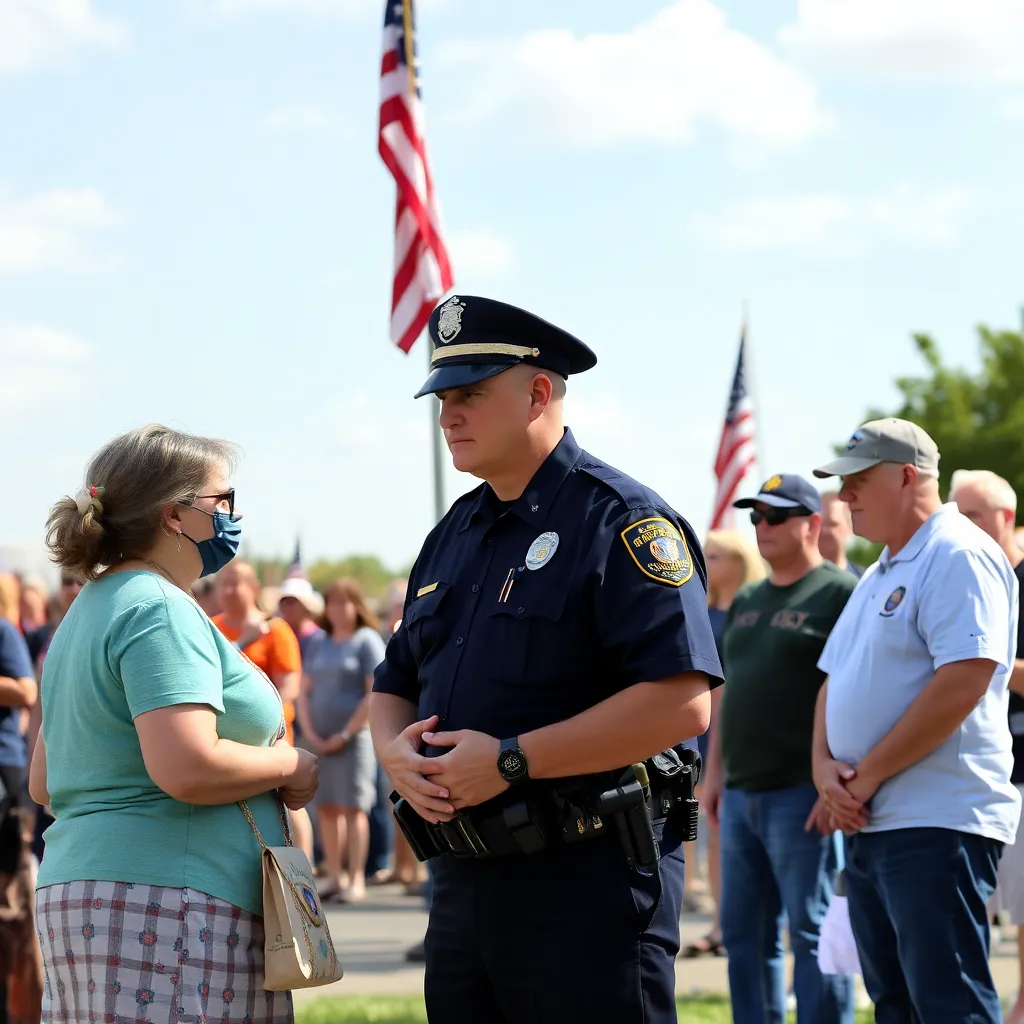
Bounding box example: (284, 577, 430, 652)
(414, 295, 597, 399)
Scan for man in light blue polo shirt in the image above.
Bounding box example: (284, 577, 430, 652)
(810, 418, 1021, 1024)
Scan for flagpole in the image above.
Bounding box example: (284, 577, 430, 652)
(427, 336, 446, 523)
(743, 300, 766, 482)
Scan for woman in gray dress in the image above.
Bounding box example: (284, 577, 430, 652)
(297, 578, 385, 902)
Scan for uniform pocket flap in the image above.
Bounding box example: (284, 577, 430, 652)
(487, 583, 568, 623)
(404, 583, 451, 625)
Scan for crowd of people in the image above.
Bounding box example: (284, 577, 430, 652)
(1, 414, 1023, 1023)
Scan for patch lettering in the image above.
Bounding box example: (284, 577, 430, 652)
(620, 517, 693, 587)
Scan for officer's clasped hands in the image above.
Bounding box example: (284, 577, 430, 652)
(420, 728, 510, 810)
(378, 715, 456, 823)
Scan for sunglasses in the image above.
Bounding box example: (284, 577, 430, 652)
(186, 488, 236, 517)
(750, 507, 812, 527)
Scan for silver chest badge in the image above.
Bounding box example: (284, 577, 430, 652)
(525, 532, 559, 570)
(436, 295, 467, 343)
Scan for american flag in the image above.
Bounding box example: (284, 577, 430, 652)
(710, 329, 757, 529)
(379, 0, 454, 353)
(285, 540, 305, 580)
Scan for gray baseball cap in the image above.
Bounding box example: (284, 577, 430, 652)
(813, 418, 940, 479)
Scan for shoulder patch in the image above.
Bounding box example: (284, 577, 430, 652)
(620, 517, 693, 587)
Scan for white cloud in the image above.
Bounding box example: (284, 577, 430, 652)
(205, 0, 448, 17)
(264, 104, 351, 139)
(779, 0, 1024, 83)
(0, 0, 126, 75)
(0, 323, 94, 414)
(0, 186, 116, 274)
(1002, 96, 1024, 120)
(448, 228, 514, 278)
(694, 186, 971, 251)
(440, 0, 824, 147)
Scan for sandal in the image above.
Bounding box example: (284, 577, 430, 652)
(679, 935, 725, 958)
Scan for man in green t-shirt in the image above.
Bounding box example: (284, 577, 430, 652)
(702, 473, 857, 1024)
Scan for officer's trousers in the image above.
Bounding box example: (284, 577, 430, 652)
(423, 821, 685, 1024)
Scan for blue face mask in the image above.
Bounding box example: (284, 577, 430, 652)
(182, 511, 243, 578)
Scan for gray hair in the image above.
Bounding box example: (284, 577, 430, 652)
(949, 469, 1017, 513)
(46, 424, 238, 581)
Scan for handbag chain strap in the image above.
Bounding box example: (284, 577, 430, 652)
(239, 797, 293, 849)
(233, 642, 294, 849)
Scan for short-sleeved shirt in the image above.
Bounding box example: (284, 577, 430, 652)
(373, 428, 723, 765)
(304, 627, 386, 736)
(0, 620, 33, 769)
(719, 562, 856, 792)
(38, 572, 287, 915)
(820, 504, 1021, 843)
(214, 615, 301, 744)
(1008, 560, 1024, 784)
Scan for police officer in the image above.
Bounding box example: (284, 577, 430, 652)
(369, 295, 723, 1023)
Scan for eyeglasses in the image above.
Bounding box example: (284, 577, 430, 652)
(750, 507, 812, 527)
(187, 488, 236, 517)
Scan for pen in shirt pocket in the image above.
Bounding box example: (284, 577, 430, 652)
(498, 566, 524, 603)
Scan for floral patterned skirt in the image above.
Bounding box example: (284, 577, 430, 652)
(35, 881, 293, 1024)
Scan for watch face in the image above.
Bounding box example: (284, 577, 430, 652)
(499, 747, 528, 780)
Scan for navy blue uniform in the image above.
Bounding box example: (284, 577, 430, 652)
(374, 428, 723, 1023)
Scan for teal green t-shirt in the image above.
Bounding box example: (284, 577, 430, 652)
(37, 571, 287, 915)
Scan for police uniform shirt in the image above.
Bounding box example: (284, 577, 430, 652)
(819, 502, 1021, 843)
(373, 429, 724, 746)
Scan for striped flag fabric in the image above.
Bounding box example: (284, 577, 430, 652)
(379, 0, 454, 353)
(710, 329, 757, 529)
(285, 540, 304, 580)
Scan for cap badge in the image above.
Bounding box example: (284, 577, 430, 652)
(847, 430, 864, 450)
(525, 532, 559, 570)
(762, 475, 783, 492)
(437, 295, 467, 343)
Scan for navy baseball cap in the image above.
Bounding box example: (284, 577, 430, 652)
(415, 295, 597, 398)
(733, 474, 822, 514)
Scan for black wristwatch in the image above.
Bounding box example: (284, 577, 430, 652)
(497, 737, 530, 786)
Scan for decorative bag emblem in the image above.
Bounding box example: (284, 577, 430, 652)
(299, 885, 323, 927)
(436, 296, 467, 343)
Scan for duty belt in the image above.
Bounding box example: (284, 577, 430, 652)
(391, 746, 701, 869)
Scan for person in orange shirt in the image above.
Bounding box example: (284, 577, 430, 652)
(213, 561, 314, 861)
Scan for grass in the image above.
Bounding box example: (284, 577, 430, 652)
(295, 995, 878, 1023)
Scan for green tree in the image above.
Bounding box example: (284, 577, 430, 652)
(836, 310, 1024, 566)
(865, 313, 1024, 504)
(247, 554, 409, 602)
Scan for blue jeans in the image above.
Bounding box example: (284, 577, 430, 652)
(844, 828, 1003, 1024)
(366, 763, 393, 876)
(720, 784, 854, 1024)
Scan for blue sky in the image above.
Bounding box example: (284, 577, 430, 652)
(2, 0, 1023, 576)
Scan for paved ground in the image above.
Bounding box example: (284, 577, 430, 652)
(295, 882, 1023, 1007)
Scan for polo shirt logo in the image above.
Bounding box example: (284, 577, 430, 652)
(880, 585, 907, 617)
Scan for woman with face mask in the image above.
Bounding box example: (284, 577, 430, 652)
(29, 424, 319, 1024)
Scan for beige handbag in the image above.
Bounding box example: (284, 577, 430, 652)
(239, 800, 344, 991)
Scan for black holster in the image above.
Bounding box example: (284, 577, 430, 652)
(646, 744, 701, 843)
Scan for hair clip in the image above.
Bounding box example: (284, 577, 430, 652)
(75, 484, 106, 516)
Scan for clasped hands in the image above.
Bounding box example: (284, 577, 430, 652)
(379, 715, 509, 823)
(805, 756, 879, 836)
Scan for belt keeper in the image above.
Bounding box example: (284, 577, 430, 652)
(502, 801, 547, 855)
